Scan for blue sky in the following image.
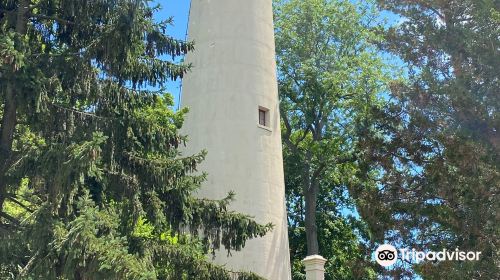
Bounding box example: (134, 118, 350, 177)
(154, 0, 402, 109)
(155, 0, 190, 39)
(153, 0, 191, 107)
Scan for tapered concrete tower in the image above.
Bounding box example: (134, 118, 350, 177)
(181, 0, 291, 279)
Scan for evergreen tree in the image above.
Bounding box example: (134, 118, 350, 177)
(274, 0, 393, 278)
(0, 1, 270, 279)
(354, 0, 499, 278)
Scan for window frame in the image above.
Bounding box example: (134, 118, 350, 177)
(258, 106, 271, 131)
(259, 108, 267, 126)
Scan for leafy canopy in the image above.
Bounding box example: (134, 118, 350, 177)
(354, 0, 500, 278)
(274, 0, 394, 278)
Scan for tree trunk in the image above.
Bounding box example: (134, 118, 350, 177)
(0, 84, 17, 212)
(0, 0, 29, 214)
(304, 179, 319, 255)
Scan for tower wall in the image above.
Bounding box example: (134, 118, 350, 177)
(181, 0, 291, 279)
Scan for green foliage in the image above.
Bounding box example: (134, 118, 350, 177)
(0, 1, 269, 279)
(352, 0, 500, 278)
(274, 0, 394, 278)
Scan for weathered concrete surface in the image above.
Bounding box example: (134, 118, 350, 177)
(181, 0, 292, 279)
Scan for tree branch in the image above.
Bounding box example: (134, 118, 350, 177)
(28, 12, 75, 25)
(7, 195, 34, 213)
(49, 102, 112, 121)
(0, 211, 20, 226)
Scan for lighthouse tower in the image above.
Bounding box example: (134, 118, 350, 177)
(181, 0, 292, 279)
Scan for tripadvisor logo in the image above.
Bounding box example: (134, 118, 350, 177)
(375, 244, 482, 267)
(375, 244, 398, 267)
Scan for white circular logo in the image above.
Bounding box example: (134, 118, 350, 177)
(375, 244, 398, 267)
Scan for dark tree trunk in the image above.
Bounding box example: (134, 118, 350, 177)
(303, 159, 320, 256)
(0, 84, 17, 211)
(0, 0, 29, 214)
(304, 186, 319, 255)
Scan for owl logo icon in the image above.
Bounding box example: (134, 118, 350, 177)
(375, 244, 398, 267)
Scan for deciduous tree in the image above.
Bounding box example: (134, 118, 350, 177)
(274, 0, 393, 278)
(355, 0, 499, 278)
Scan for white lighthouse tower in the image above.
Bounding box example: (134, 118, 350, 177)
(180, 0, 292, 279)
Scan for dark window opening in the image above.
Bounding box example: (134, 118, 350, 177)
(259, 109, 267, 126)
